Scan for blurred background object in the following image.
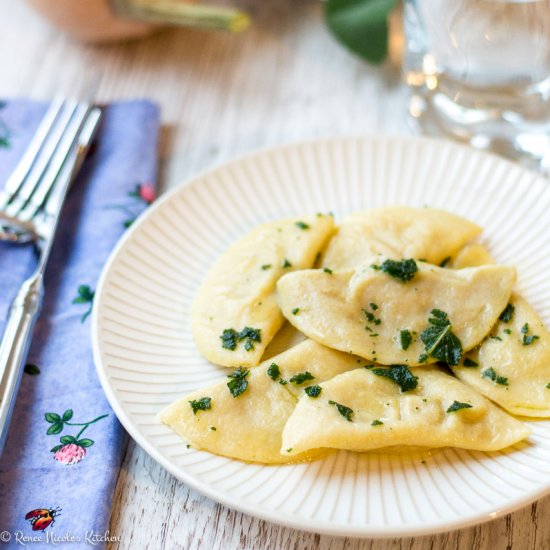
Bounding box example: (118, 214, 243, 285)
(25, 0, 250, 43)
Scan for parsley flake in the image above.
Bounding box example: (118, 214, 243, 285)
(499, 303, 515, 323)
(439, 256, 451, 268)
(323, 267, 333, 274)
(446, 401, 473, 413)
(400, 329, 412, 350)
(521, 323, 540, 346)
(371, 365, 418, 392)
(463, 358, 479, 368)
(419, 309, 462, 366)
(295, 221, 310, 230)
(370, 302, 378, 311)
(482, 367, 508, 386)
(289, 371, 315, 385)
(305, 385, 322, 398)
(328, 400, 353, 421)
(371, 419, 384, 426)
(291, 307, 300, 315)
(189, 397, 212, 415)
(227, 367, 250, 397)
(261, 264, 272, 270)
(220, 327, 262, 352)
(267, 363, 280, 381)
(490, 335, 502, 342)
(546, 383, 550, 389)
(282, 258, 292, 268)
(363, 309, 381, 325)
(373, 258, 418, 282)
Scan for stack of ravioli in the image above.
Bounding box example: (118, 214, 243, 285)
(159, 207, 550, 464)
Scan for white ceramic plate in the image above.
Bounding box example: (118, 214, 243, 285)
(92, 137, 550, 538)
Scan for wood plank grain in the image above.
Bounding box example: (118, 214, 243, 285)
(1, 1, 549, 548)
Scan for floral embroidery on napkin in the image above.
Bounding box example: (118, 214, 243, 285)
(0, 101, 10, 148)
(45, 409, 108, 465)
(72, 285, 95, 323)
(106, 182, 156, 228)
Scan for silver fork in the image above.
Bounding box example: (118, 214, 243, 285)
(0, 100, 102, 455)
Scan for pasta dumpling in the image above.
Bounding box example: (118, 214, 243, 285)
(277, 261, 515, 366)
(281, 366, 531, 456)
(191, 215, 334, 367)
(158, 340, 364, 464)
(322, 207, 481, 270)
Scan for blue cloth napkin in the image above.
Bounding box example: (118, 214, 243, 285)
(0, 99, 159, 547)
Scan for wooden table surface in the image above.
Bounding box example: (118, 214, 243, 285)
(2, 1, 549, 548)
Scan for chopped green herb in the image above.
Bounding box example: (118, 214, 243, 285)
(295, 221, 310, 230)
(286, 448, 293, 453)
(371, 419, 384, 426)
(305, 385, 322, 398)
(291, 307, 300, 315)
(521, 323, 540, 346)
(220, 326, 262, 352)
(282, 258, 292, 268)
(504, 329, 512, 334)
(439, 256, 451, 268)
(289, 371, 315, 385)
(490, 335, 502, 342)
(499, 303, 515, 323)
(267, 363, 280, 381)
(278, 379, 288, 385)
(546, 383, 550, 389)
(261, 264, 272, 270)
(328, 400, 353, 421)
(373, 258, 418, 282)
(363, 309, 381, 325)
(419, 309, 462, 366)
(463, 358, 478, 368)
(186, 444, 191, 449)
(446, 401, 473, 413)
(371, 365, 418, 392)
(189, 397, 211, 415)
(210, 426, 217, 431)
(369, 333, 379, 337)
(227, 367, 250, 397)
(399, 329, 412, 350)
(370, 302, 378, 311)
(418, 258, 427, 262)
(482, 367, 508, 386)
(323, 267, 333, 274)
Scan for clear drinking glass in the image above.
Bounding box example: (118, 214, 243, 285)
(404, 0, 550, 168)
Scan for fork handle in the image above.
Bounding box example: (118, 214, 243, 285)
(0, 274, 43, 454)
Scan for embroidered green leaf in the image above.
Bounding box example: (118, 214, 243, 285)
(47, 422, 63, 435)
(24, 363, 41, 375)
(419, 309, 462, 365)
(446, 401, 473, 413)
(60, 435, 77, 445)
(62, 409, 73, 422)
(45, 413, 61, 424)
(77, 438, 94, 447)
(227, 367, 250, 397)
(371, 365, 418, 392)
(50, 445, 63, 453)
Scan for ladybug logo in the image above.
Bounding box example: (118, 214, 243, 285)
(25, 507, 61, 531)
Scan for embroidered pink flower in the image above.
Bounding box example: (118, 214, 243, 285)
(53, 443, 86, 465)
(138, 183, 155, 204)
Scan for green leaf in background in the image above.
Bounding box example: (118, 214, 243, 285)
(63, 409, 73, 421)
(45, 412, 61, 424)
(47, 422, 63, 435)
(77, 438, 94, 447)
(325, 0, 396, 64)
(60, 435, 77, 445)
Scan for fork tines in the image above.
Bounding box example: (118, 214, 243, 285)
(0, 100, 99, 240)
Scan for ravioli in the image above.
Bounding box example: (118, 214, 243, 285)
(277, 261, 515, 366)
(191, 215, 334, 367)
(281, 366, 530, 456)
(322, 207, 481, 270)
(158, 340, 365, 464)
(451, 294, 550, 417)
(449, 243, 495, 269)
